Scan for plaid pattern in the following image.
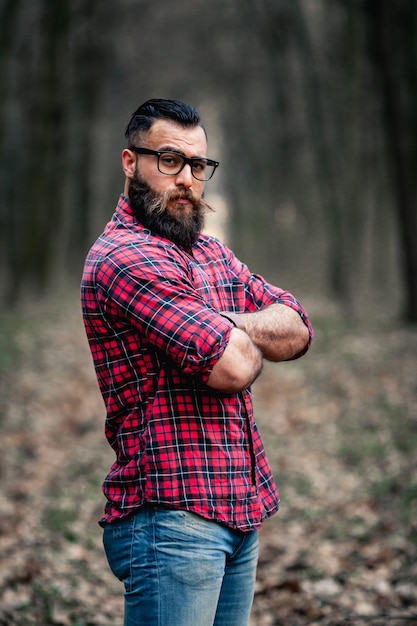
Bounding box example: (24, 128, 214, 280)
(81, 195, 313, 531)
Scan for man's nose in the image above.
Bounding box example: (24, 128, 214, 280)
(175, 163, 193, 188)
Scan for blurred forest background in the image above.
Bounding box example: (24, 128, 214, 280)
(1, 0, 416, 321)
(1, 1, 417, 625)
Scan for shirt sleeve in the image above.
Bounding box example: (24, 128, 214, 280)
(216, 239, 314, 355)
(94, 241, 233, 381)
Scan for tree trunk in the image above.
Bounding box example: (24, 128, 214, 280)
(364, 0, 417, 322)
(0, 0, 22, 300)
(11, 0, 70, 301)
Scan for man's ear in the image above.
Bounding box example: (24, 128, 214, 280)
(121, 149, 136, 179)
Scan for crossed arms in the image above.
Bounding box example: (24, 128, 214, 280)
(206, 303, 311, 393)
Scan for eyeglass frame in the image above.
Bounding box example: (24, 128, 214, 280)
(129, 146, 219, 181)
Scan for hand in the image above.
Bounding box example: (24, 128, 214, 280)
(220, 304, 310, 362)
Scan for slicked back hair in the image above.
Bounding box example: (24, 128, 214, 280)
(125, 98, 206, 146)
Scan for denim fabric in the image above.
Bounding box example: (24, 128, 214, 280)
(103, 506, 259, 626)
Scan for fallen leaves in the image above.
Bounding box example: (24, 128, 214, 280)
(0, 297, 416, 625)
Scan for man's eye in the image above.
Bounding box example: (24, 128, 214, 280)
(161, 154, 182, 167)
(192, 160, 207, 172)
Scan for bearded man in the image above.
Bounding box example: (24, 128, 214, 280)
(81, 98, 313, 626)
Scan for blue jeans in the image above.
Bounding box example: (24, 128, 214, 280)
(103, 505, 259, 626)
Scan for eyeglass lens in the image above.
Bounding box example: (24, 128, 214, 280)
(158, 152, 215, 181)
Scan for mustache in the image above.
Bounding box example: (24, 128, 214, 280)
(143, 187, 214, 215)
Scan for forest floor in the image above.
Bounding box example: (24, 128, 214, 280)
(0, 292, 417, 626)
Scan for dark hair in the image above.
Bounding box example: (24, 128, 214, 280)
(125, 98, 205, 145)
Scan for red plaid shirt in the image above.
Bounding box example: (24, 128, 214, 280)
(81, 195, 313, 531)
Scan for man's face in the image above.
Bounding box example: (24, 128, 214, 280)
(133, 119, 207, 209)
(124, 119, 212, 248)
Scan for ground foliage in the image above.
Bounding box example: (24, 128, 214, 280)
(0, 295, 416, 626)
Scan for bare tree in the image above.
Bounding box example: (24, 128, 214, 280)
(1, 0, 414, 323)
(0, 0, 23, 298)
(364, 0, 417, 322)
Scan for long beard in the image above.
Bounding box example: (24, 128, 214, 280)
(128, 171, 212, 249)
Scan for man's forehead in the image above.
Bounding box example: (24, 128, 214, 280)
(142, 119, 207, 155)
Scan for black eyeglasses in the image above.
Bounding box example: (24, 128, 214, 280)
(130, 147, 219, 181)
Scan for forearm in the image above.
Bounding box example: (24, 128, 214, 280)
(206, 328, 263, 393)
(223, 303, 310, 362)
